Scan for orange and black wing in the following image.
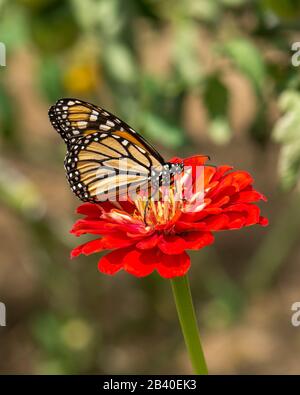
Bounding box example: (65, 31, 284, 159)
(49, 98, 165, 202)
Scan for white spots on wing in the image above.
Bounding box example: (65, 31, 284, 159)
(106, 120, 115, 127)
(90, 114, 98, 121)
(122, 140, 129, 146)
(100, 124, 110, 131)
(68, 100, 75, 106)
(77, 121, 88, 128)
(100, 133, 108, 138)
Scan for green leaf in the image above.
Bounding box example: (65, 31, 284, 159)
(203, 74, 232, 144)
(0, 87, 14, 143)
(272, 90, 300, 189)
(0, 3, 29, 49)
(273, 91, 300, 144)
(172, 21, 203, 88)
(103, 42, 138, 85)
(222, 38, 266, 96)
(141, 112, 184, 149)
(209, 117, 232, 145)
(29, 2, 80, 53)
(220, 0, 246, 6)
(261, 0, 300, 22)
(39, 57, 63, 102)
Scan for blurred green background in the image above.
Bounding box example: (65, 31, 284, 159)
(0, 0, 300, 374)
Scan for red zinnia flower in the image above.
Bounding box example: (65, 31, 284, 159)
(70, 156, 268, 278)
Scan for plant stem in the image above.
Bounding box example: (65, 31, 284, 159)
(171, 274, 208, 375)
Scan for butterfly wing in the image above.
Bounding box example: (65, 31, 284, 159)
(49, 98, 165, 202)
(49, 98, 164, 161)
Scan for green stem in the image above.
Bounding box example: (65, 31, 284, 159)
(171, 274, 208, 375)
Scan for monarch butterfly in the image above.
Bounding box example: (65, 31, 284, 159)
(49, 98, 207, 203)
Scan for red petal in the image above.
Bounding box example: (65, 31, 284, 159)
(204, 166, 218, 185)
(180, 207, 222, 223)
(71, 238, 105, 258)
(182, 231, 214, 250)
(232, 190, 267, 203)
(223, 203, 260, 226)
(136, 234, 161, 249)
(70, 218, 137, 236)
(158, 231, 214, 254)
(102, 234, 137, 249)
(225, 214, 245, 229)
(182, 155, 210, 166)
(158, 235, 187, 254)
(122, 249, 157, 277)
(156, 251, 191, 278)
(71, 233, 136, 258)
(98, 248, 128, 275)
(169, 156, 183, 164)
(175, 221, 207, 232)
(76, 203, 102, 217)
(259, 216, 269, 226)
(202, 214, 229, 230)
(209, 194, 231, 208)
(231, 171, 253, 190)
(213, 165, 233, 180)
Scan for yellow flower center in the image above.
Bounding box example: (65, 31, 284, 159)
(133, 188, 183, 227)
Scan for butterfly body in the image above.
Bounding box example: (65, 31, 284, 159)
(49, 98, 188, 203)
(150, 162, 184, 187)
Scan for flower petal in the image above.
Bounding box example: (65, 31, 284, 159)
(182, 155, 210, 166)
(259, 216, 269, 226)
(136, 234, 161, 249)
(158, 231, 214, 254)
(98, 248, 129, 275)
(71, 233, 136, 258)
(71, 238, 105, 258)
(156, 251, 191, 278)
(232, 190, 267, 203)
(76, 203, 102, 217)
(122, 248, 157, 277)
